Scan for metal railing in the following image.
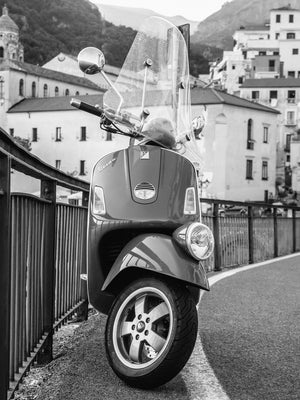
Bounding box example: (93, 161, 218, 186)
(201, 199, 300, 272)
(0, 127, 90, 399)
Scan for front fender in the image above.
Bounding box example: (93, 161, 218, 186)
(102, 234, 210, 291)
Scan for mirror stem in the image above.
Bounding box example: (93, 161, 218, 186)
(100, 70, 124, 114)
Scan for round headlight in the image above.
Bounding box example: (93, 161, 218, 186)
(186, 223, 214, 260)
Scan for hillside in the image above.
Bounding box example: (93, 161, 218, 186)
(0, 0, 220, 76)
(90, 2, 199, 34)
(0, 0, 136, 67)
(192, 0, 300, 49)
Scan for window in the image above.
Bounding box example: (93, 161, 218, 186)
(287, 32, 295, 39)
(286, 111, 295, 125)
(80, 126, 87, 141)
(288, 90, 296, 103)
(275, 33, 280, 39)
(258, 51, 266, 56)
(232, 65, 236, 70)
(252, 91, 259, 100)
(55, 160, 61, 170)
(262, 161, 268, 180)
(246, 159, 253, 180)
(269, 59, 275, 71)
(32, 82, 36, 98)
(0, 76, 4, 99)
(286, 134, 292, 151)
(269, 90, 277, 103)
(43, 84, 48, 97)
(247, 119, 254, 150)
(292, 48, 299, 54)
(9, 128, 14, 137)
(289, 14, 294, 23)
(0, 46, 3, 58)
(32, 128, 38, 142)
(263, 126, 269, 143)
(276, 14, 281, 23)
(288, 71, 295, 77)
(55, 127, 62, 141)
(55, 86, 59, 96)
(238, 76, 244, 84)
(19, 79, 24, 96)
(65, 88, 69, 95)
(75, 91, 80, 95)
(79, 160, 86, 176)
(273, 51, 279, 55)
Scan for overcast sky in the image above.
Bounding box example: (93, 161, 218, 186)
(101, 0, 229, 21)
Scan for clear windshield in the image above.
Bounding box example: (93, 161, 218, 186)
(103, 16, 195, 150)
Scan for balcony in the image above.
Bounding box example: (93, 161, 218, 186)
(285, 119, 296, 126)
(287, 98, 296, 104)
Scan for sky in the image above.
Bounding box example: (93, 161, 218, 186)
(101, 0, 230, 21)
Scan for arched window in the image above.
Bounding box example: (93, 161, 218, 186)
(43, 84, 48, 97)
(32, 82, 36, 98)
(0, 47, 4, 58)
(247, 119, 254, 149)
(19, 79, 24, 96)
(55, 86, 59, 96)
(75, 91, 80, 95)
(287, 32, 295, 39)
(65, 88, 69, 96)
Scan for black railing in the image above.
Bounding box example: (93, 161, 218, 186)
(0, 128, 90, 400)
(201, 198, 300, 272)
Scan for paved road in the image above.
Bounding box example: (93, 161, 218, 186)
(199, 255, 300, 400)
(32, 254, 300, 400)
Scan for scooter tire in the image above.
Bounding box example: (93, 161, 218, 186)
(105, 277, 198, 389)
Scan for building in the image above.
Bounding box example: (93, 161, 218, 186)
(191, 88, 279, 201)
(211, 5, 300, 94)
(0, 6, 104, 132)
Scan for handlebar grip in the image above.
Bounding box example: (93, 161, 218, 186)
(70, 98, 104, 117)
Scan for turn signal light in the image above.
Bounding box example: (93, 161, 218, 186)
(184, 187, 196, 215)
(93, 186, 106, 215)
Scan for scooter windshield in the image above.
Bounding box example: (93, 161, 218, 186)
(103, 16, 193, 149)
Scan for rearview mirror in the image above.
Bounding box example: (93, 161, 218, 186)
(78, 47, 105, 75)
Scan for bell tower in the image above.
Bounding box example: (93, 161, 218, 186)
(0, 5, 24, 62)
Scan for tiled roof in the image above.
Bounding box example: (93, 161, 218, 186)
(191, 88, 280, 114)
(271, 6, 300, 11)
(8, 89, 279, 115)
(0, 59, 103, 90)
(8, 94, 104, 113)
(241, 78, 300, 88)
(237, 25, 270, 31)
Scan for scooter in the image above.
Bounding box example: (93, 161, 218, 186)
(71, 16, 214, 389)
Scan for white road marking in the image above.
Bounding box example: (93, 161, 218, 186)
(182, 252, 300, 400)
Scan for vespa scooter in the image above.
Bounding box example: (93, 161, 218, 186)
(71, 16, 214, 389)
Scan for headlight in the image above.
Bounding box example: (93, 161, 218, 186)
(173, 222, 214, 261)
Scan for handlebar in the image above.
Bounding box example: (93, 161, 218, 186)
(70, 98, 104, 117)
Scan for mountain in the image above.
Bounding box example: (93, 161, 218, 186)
(0, 0, 136, 67)
(90, 2, 200, 34)
(192, 0, 300, 49)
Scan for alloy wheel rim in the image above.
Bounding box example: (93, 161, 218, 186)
(112, 287, 173, 369)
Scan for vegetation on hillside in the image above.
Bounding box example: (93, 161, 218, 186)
(0, 0, 219, 75)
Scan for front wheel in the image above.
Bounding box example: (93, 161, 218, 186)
(105, 277, 198, 388)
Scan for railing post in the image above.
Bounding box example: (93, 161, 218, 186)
(273, 206, 278, 258)
(0, 154, 11, 399)
(213, 202, 222, 271)
(292, 208, 296, 253)
(37, 179, 57, 364)
(248, 205, 254, 264)
(77, 191, 89, 321)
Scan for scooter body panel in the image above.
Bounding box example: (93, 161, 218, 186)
(102, 233, 209, 291)
(87, 145, 205, 313)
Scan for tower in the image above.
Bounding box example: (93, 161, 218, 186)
(0, 5, 24, 62)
